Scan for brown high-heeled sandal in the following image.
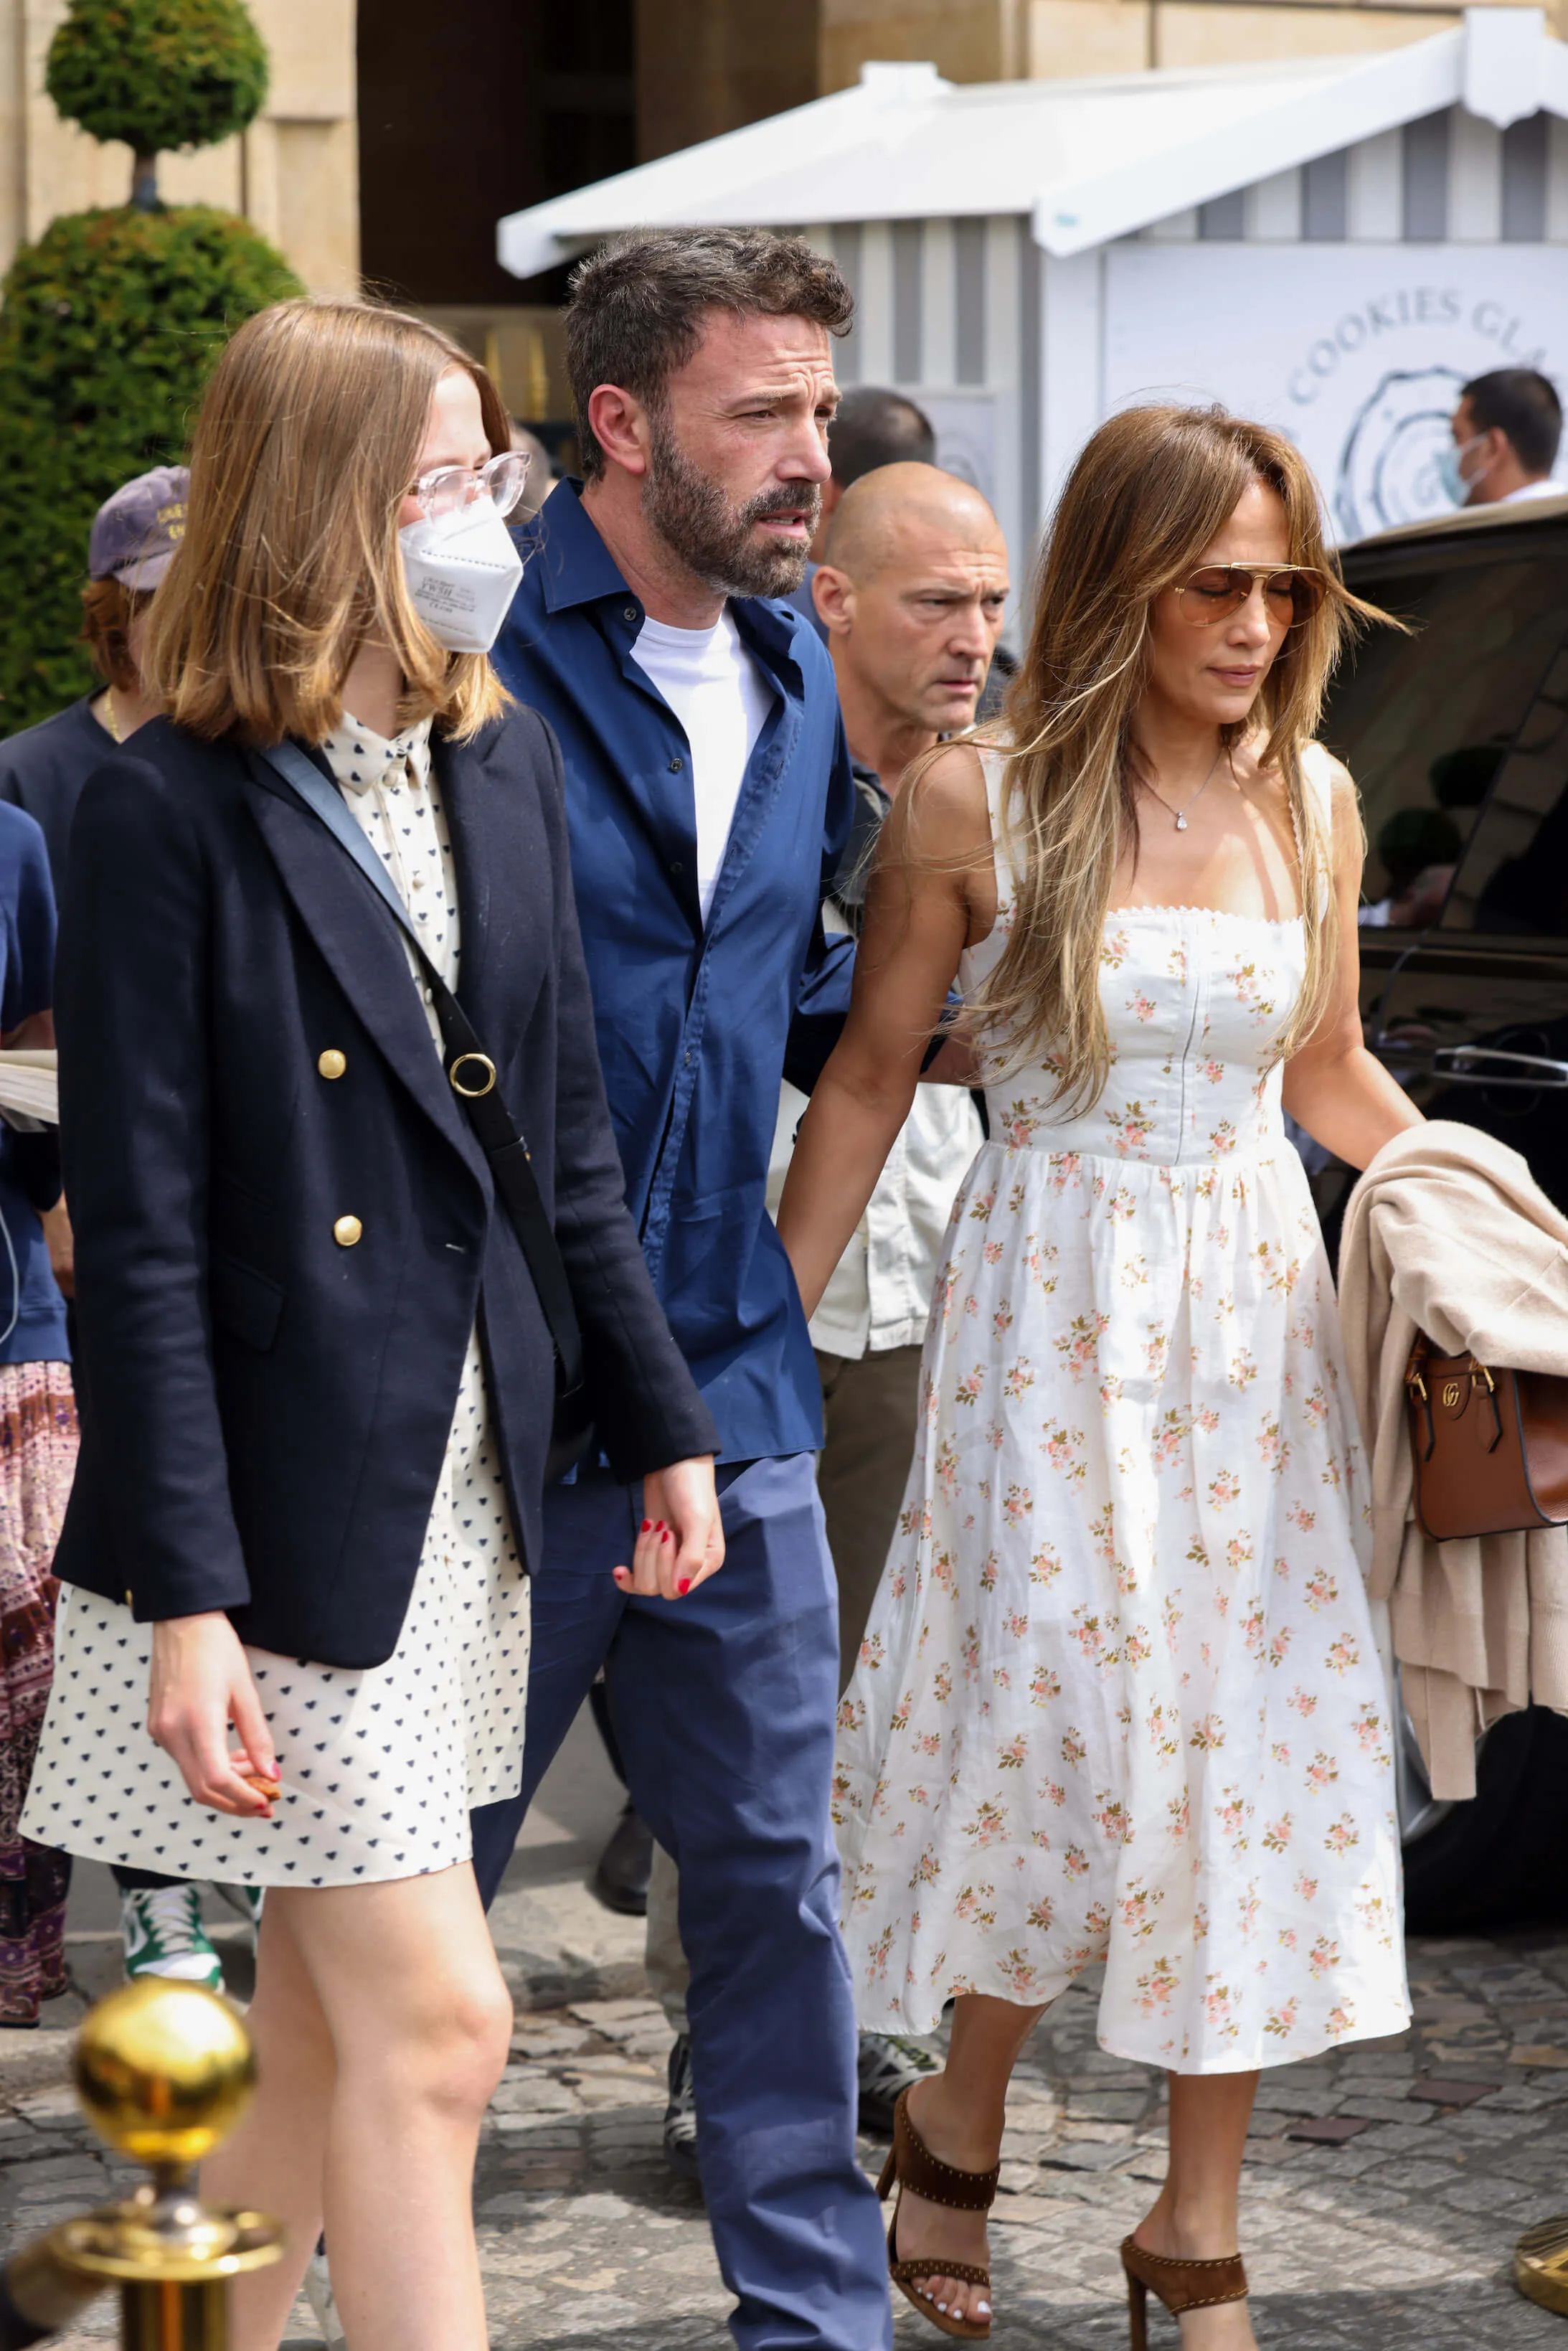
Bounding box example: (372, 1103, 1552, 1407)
(875, 2086, 999, 2342)
(1119, 2237, 1249, 2349)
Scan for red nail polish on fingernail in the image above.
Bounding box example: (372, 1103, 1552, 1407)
(641, 1519, 651, 1532)
(662, 1530, 671, 1545)
(679, 1578, 691, 1595)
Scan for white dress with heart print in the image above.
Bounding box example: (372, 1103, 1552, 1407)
(20, 716, 530, 1888)
(833, 746, 1410, 2073)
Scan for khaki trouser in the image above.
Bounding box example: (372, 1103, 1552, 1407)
(646, 1343, 925, 2031)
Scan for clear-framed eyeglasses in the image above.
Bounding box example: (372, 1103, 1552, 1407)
(412, 450, 532, 523)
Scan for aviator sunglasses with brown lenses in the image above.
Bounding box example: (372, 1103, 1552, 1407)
(1173, 563, 1325, 628)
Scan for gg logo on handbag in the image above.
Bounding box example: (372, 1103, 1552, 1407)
(1405, 1335, 1568, 1540)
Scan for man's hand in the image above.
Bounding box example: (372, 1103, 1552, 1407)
(148, 1613, 279, 1817)
(614, 1458, 725, 1601)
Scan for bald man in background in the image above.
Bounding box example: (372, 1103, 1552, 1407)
(788, 386, 937, 640)
(652, 465, 1011, 2172)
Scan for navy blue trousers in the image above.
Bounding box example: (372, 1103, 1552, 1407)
(470, 1456, 892, 2351)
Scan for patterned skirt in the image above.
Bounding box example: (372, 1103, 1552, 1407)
(24, 1330, 526, 1885)
(0, 1364, 77, 2025)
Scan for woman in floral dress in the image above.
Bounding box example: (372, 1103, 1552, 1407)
(777, 406, 1422, 2348)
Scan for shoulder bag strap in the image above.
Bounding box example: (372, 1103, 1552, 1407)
(257, 740, 585, 1397)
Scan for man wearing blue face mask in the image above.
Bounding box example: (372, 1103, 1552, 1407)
(1440, 367, 1567, 507)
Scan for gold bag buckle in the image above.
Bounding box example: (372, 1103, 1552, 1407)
(448, 1050, 497, 1100)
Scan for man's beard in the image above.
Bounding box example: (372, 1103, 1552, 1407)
(642, 417, 819, 599)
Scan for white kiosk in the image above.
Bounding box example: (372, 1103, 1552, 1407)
(499, 7, 1568, 588)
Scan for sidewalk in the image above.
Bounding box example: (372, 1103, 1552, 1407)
(0, 1702, 649, 2346)
(469, 1925, 1568, 2350)
(6, 1712, 1568, 2346)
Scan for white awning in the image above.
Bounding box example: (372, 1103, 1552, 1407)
(497, 7, 1567, 278)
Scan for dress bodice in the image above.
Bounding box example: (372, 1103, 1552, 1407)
(960, 753, 1310, 1169)
(962, 903, 1305, 1168)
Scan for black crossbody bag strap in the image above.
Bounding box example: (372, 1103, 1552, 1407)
(258, 743, 587, 1411)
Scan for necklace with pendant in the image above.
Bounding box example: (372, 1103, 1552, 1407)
(1143, 744, 1226, 831)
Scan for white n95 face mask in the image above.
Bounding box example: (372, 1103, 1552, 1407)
(398, 498, 523, 655)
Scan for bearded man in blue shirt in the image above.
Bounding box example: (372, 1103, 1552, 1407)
(471, 231, 897, 2351)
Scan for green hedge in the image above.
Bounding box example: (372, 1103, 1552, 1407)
(0, 205, 300, 735)
(46, 0, 268, 162)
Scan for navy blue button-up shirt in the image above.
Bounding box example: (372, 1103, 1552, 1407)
(494, 480, 856, 1464)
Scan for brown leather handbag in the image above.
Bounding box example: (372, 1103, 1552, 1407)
(1405, 1337, 1568, 1540)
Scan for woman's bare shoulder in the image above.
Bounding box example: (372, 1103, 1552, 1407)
(1300, 738, 1354, 791)
(1299, 742, 1361, 855)
(1245, 736, 1356, 825)
(897, 737, 996, 868)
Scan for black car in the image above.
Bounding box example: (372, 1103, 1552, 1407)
(1320, 489, 1568, 1931)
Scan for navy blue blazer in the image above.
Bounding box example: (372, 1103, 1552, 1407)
(51, 706, 717, 1669)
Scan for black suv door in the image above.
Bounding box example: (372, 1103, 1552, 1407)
(1320, 508, 1568, 1928)
(1326, 514, 1568, 1222)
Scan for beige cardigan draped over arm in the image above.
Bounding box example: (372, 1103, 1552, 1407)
(1338, 1120, 1568, 1798)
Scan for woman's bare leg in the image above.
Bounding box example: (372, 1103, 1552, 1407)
(889, 1992, 1047, 2328)
(205, 1865, 512, 2351)
(1133, 2070, 1260, 2347)
(202, 1894, 335, 2348)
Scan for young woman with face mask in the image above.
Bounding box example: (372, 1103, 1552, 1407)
(20, 300, 723, 2351)
(777, 405, 1422, 2349)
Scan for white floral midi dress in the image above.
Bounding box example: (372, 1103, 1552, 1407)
(834, 748, 1410, 2073)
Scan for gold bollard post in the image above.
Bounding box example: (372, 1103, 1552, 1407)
(41, 1979, 281, 2351)
(1516, 2215, 1568, 2317)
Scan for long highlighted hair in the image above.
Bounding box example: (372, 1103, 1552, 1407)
(965, 404, 1384, 1105)
(146, 299, 512, 746)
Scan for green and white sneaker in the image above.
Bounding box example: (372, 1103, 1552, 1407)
(303, 2239, 346, 2347)
(121, 1885, 225, 1992)
(214, 1883, 265, 1944)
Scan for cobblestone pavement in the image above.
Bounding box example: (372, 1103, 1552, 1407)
(8, 1924, 1568, 2348)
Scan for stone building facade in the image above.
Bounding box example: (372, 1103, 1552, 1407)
(0, 0, 359, 293)
(643, 0, 1558, 153)
(821, 0, 1453, 86)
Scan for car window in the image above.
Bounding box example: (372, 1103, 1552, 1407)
(1437, 640, 1568, 934)
(1323, 545, 1568, 936)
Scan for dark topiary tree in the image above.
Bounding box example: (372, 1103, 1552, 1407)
(0, 0, 299, 735)
(0, 210, 301, 728)
(47, 0, 270, 209)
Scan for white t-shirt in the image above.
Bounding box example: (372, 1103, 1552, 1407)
(632, 607, 773, 923)
(1499, 478, 1568, 504)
